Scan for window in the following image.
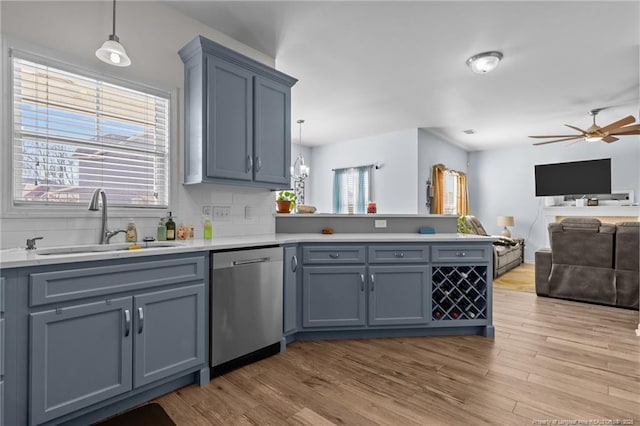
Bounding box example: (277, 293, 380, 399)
(11, 53, 169, 209)
(430, 164, 469, 215)
(333, 166, 371, 214)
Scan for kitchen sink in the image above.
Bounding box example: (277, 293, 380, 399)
(35, 241, 185, 255)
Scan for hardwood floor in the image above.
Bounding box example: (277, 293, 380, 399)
(493, 263, 535, 293)
(155, 286, 640, 425)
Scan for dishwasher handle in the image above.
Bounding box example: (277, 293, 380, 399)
(232, 257, 271, 266)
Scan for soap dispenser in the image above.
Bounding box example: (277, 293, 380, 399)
(125, 219, 137, 242)
(157, 218, 167, 241)
(166, 212, 176, 240)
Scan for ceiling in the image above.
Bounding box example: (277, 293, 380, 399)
(167, 1, 640, 150)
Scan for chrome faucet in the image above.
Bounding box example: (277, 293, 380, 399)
(88, 188, 126, 244)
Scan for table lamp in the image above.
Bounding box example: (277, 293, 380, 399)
(497, 216, 514, 237)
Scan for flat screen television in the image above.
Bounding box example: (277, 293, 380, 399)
(534, 158, 611, 196)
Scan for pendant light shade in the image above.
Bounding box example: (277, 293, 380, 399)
(96, 0, 131, 67)
(291, 119, 310, 181)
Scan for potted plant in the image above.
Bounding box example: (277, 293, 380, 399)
(276, 191, 296, 214)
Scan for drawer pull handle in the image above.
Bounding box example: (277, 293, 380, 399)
(456, 252, 466, 257)
(329, 253, 340, 259)
(291, 255, 298, 272)
(124, 309, 131, 337)
(138, 307, 144, 334)
(394, 252, 404, 258)
(370, 274, 375, 291)
(360, 274, 365, 291)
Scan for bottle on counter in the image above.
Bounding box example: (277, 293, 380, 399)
(203, 216, 212, 240)
(125, 219, 137, 243)
(177, 223, 186, 240)
(166, 212, 176, 240)
(157, 218, 167, 241)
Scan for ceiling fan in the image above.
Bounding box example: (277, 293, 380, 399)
(530, 109, 640, 146)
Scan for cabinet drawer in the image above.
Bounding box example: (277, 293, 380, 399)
(432, 245, 490, 263)
(368, 245, 429, 263)
(302, 246, 366, 264)
(29, 255, 205, 306)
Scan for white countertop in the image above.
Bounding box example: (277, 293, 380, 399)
(276, 213, 454, 218)
(0, 233, 494, 269)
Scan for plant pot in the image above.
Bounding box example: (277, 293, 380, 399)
(276, 200, 292, 214)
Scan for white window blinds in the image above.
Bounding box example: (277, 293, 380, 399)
(12, 54, 169, 208)
(333, 166, 371, 214)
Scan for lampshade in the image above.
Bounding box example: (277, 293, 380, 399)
(466, 51, 503, 74)
(96, 36, 131, 67)
(497, 216, 514, 227)
(95, 0, 131, 67)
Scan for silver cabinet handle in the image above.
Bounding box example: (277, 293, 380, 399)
(394, 252, 404, 258)
(329, 253, 340, 259)
(246, 155, 253, 173)
(138, 307, 144, 334)
(360, 274, 365, 291)
(456, 252, 466, 257)
(291, 255, 298, 272)
(255, 156, 262, 172)
(124, 309, 131, 337)
(370, 274, 375, 291)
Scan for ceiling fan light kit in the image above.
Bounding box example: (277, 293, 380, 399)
(530, 109, 640, 146)
(466, 51, 503, 74)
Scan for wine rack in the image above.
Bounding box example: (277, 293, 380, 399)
(432, 265, 487, 321)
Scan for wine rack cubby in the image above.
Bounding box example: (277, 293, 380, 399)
(432, 265, 488, 321)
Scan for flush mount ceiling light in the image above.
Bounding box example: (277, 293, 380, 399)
(95, 0, 131, 67)
(466, 51, 503, 74)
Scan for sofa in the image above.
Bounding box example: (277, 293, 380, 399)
(461, 215, 523, 278)
(535, 218, 639, 309)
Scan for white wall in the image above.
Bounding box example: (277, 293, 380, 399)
(309, 129, 419, 213)
(468, 138, 640, 262)
(417, 129, 469, 214)
(0, 1, 279, 249)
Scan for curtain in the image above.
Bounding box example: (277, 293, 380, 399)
(356, 166, 368, 214)
(457, 172, 470, 215)
(333, 169, 344, 213)
(430, 164, 446, 214)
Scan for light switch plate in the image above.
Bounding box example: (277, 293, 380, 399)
(213, 206, 231, 222)
(374, 219, 387, 228)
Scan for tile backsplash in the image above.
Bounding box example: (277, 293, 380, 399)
(0, 185, 277, 250)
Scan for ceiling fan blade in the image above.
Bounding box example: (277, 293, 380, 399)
(611, 130, 640, 135)
(602, 136, 619, 143)
(533, 136, 583, 146)
(610, 124, 640, 134)
(529, 134, 583, 138)
(597, 115, 635, 134)
(564, 124, 587, 134)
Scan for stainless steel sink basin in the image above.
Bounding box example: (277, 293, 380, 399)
(35, 241, 185, 255)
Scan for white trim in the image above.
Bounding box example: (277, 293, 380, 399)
(2, 37, 178, 219)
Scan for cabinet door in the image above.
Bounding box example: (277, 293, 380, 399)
(253, 76, 291, 186)
(302, 266, 366, 328)
(133, 284, 206, 388)
(30, 298, 133, 425)
(283, 246, 299, 335)
(206, 54, 253, 181)
(368, 266, 430, 326)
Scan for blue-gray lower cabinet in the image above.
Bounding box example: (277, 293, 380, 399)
(302, 266, 367, 328)
(283, 246, 299, 335)
(30, 297, 133, 425)
(0, 276, 4, 426)
(368, 265, 430, 326)
(133, 285, 205, 388)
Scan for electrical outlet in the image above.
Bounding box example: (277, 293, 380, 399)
(374, 219, 387, 228)
(202, 205, 212, 217)
(244, 206, 254, 220)
(213, 206, 231, 222)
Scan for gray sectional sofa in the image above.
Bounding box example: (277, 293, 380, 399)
(535, 218, 639, 309)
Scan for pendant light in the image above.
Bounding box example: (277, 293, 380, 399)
(96, 0, 131, 67)
(291, 119, 309, 181)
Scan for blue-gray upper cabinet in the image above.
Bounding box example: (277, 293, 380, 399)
(179, 35, 297, 188)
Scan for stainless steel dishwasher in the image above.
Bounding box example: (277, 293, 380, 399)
(211, 246, 283, 374)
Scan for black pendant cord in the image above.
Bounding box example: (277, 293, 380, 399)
(112, 0, 117, 36)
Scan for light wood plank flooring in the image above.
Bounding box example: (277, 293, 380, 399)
(155, 283, 639, 425)
(493, 262, 535, 293)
